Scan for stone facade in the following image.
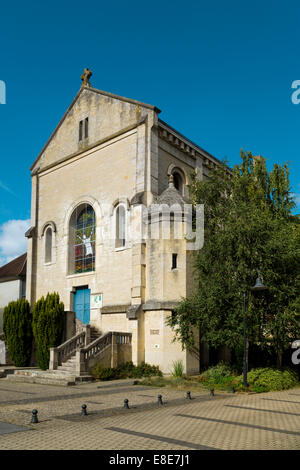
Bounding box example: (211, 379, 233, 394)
(26, 75, 222, 374)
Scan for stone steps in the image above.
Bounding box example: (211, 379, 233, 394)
(57, 366, 77, 372)
(49, 369, 77, 375)
(56, 356, 78, 374)
(0, 367, 39, 378)
(3, 329, 102, 386)
(5, 369, 77, 386)
(5, 369, 94, 386)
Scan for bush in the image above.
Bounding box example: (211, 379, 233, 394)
(198, 363, 299, 393)
(201, 362, 236, 384)
(135, 362, 162, 378)
(237, 367, 299, 393)
(94, 366, 117, 381)
(3, 299, 33, 366)
(91, 361, 162, 380)
(32, 292, 64, 370)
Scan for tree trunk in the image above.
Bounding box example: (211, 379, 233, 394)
(276, 352, 282, 369)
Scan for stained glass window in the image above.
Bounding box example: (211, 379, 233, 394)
(73, 204, 95, 273)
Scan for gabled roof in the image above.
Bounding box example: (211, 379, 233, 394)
(30, 85, 161, 172)
(0, 253, 27, 281)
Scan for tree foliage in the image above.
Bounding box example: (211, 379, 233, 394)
(168, 151, 300, 366)
(32, 292, 65, 370)
(3, 299, 33, 366)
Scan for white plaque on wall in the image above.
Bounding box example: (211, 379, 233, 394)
(91, 293, 103, 309)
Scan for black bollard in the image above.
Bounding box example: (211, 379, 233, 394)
(158, 394, 163, 406)
(31, 409, 38, 423)
(186, 391, 192, 400)
(210, 388, 214, 397)
(231, 386, 235, 393)
(81, 404, 88, 416)
(124, 399, 129, 409)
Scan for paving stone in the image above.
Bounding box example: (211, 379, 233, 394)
(0, 379, 299, 449)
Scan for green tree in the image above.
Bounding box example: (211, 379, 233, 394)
(168, 151, 300, 368)
(32, 292, 65, 370)
(3, 299, 33, 366)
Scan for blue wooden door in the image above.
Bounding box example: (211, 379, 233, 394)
(74, 287, 90, 325)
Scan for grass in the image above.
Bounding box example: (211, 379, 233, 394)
(172, 360, 184, 378)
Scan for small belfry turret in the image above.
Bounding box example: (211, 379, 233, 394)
(80, 68, 93, 88)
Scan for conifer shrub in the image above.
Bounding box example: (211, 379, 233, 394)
(3, 299, 33, 366)
(32, 292, 65, 370)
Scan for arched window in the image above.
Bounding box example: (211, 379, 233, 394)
(45, 227, 52, 263)
(172, 171, 184, 194)
(115, 204, 126, 248)
(69, 204, 96, 274)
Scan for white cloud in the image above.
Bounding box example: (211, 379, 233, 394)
(0, 219, 30, 266)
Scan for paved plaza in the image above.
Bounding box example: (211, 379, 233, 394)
(0, 377, 299, 450)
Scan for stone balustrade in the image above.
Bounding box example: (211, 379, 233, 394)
(78, 331, 132, 374)
(49, 325, 90, 370)
(49, 329, 132, 376)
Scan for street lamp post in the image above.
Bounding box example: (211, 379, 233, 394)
(243, 290, 247, 388)
(243, 272, 267, 388)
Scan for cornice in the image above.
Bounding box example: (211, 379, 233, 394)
(158, 119, 232, 174)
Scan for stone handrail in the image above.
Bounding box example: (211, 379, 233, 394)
(76, 331, 132, 374)
(115, 332, 132, 345)
(81, 331, 112, 363)
(49, 326, 89, 370)
(49, 329, 132, 375)
(81, 331, 132, 362)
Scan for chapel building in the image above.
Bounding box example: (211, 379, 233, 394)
(25, 70, 222, 375)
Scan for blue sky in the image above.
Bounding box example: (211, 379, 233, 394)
(0, 0, 299, 264)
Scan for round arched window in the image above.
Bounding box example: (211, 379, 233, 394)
(115, 204, 126, 248)
(45, 227, 52, 263)
(70, 204, 96, 274)
(172, 171, 184, 194)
